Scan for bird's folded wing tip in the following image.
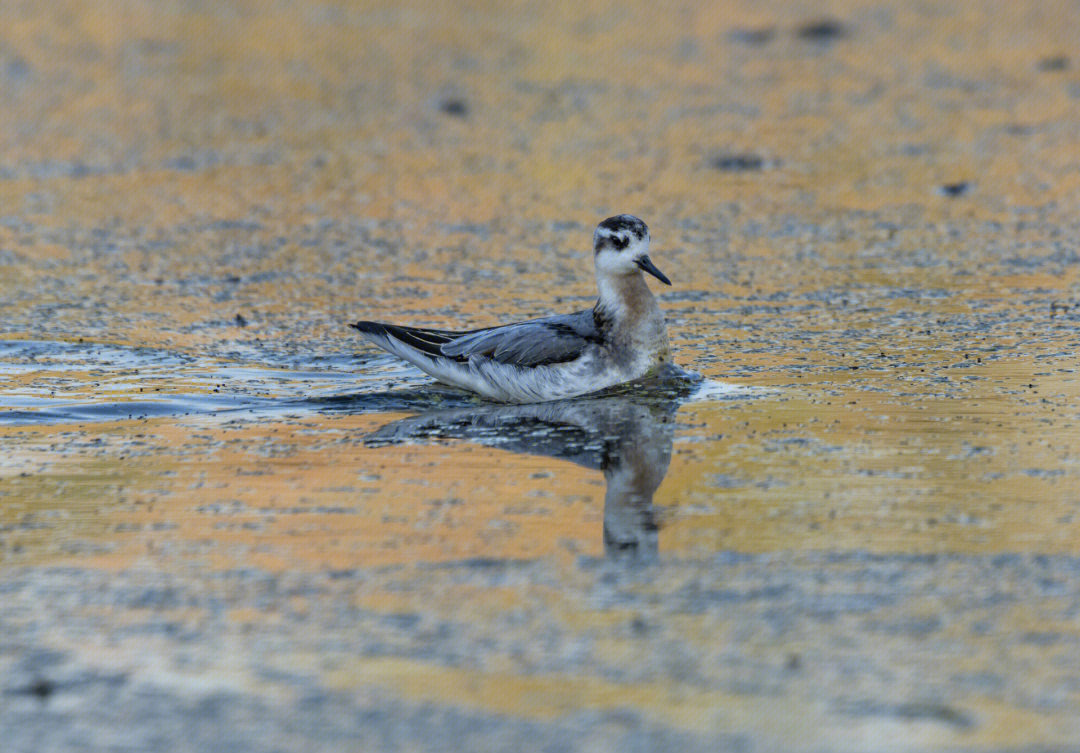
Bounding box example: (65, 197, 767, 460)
(349, 320, 380, 334)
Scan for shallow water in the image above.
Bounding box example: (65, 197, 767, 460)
(3, 1, 1080, 751)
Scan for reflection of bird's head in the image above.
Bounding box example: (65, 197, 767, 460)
(361, 388, 687, 562)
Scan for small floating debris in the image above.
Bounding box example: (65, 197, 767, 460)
(438, 98, 468, 117)
(710, 153, 775, 172)
(796, 19, 846, 42)
(936, 181, 973, 197)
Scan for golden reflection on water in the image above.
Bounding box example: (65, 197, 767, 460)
(3, 0, 1080, 747)
(3, 349, 1078, 575)
(0, 413, 603, 570)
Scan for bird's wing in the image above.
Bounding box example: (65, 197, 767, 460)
(349, 321, 482, 359)
(439, 310, 600, 366)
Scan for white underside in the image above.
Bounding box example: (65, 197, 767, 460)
(358, 331, 630, 403)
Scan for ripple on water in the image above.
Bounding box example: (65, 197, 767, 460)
(0, 339, 393, 426)
(0, 341, 743, 427)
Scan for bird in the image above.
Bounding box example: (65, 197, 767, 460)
(349, 214, 671, 403)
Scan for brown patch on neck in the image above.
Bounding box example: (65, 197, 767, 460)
(594, 272, 663, 348)
(607, 273, 654, 319)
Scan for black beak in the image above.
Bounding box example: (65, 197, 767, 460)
(635, 255, 672, 285)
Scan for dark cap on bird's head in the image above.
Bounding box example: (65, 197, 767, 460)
(594, 215, 649, 252)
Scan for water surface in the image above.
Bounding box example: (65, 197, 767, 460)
(3, 1, 1080, 750)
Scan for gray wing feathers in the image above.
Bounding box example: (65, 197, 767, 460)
(440, 310, 598, 367)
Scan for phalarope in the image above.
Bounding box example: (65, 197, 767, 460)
(350, 214, 671, 403)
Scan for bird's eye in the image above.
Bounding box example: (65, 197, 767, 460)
(612, 235, 629, 250)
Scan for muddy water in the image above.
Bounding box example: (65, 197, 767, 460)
(3, 1, 1080, 751)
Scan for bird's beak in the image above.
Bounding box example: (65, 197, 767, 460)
(636, 255, 672, 285)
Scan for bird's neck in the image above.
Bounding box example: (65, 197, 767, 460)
(593, 271, 670, 369)
(594, 272, 659, 331)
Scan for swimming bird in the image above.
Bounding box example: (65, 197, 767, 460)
(350, 214, 671, 403)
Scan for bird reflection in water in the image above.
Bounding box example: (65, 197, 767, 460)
(358, 367, 696, 560)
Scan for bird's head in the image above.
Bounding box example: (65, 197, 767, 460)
(593, 214, 670, 285)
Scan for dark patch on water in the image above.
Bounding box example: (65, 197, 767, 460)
(438, 98, 468, 117)
(22, 678, 55, 700)
(937, 181, 973, 197)
(1036, 55, 1069, 72)
(796, 19, 846, 42)
(711, 153, 768, 172)
(428, 556, 534, 571)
